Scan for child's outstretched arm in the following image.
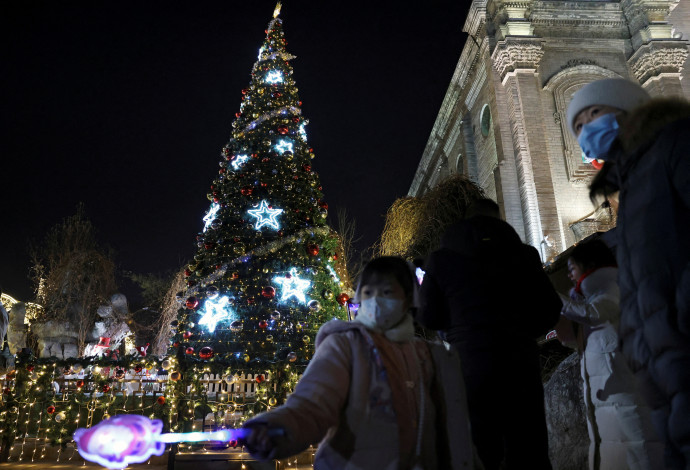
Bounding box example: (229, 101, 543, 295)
(243, 332, 353, 460)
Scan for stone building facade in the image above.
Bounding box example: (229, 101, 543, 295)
(409, 0, 689, 261)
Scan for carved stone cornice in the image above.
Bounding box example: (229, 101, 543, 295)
(464, 0, 488, 38)
(491, 38, 545, 82)
(621, 0, 682, 49)
(628, 40, 689, 84)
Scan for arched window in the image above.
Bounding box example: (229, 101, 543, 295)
(544, 64, 621, 182)
(480, 104, 491, 137)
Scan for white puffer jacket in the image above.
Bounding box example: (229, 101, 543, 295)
(561, 267, 663, 470)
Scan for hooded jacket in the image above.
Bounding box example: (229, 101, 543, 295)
(245, 319, 477, 469)
(590, 98, 690, 467)
(561, 267, 663, 470)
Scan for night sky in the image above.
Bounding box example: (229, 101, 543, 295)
(1, 1, 470, 301)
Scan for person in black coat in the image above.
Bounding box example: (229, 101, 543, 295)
(417, 198, 561, 470)
(567, 78, 690, 470)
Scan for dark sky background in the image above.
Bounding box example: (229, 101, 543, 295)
(1, 1, 471, 301)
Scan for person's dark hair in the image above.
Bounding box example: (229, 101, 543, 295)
(569, 239, 617, 271)
(356, 256, 414, 299)
(466, 198, 500, 219)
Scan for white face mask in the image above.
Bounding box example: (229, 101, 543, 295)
(356, 296, 407, 331)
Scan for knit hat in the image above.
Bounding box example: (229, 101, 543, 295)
(566, 78, 651, 135)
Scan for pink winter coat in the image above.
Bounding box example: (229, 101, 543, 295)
(246, 319, 477, 469)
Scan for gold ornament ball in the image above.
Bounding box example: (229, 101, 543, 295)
(170, 371, 182, 381)
(243, 354, 251, 363)
(269, 398, 277, 406)
(303, 335, 311, 344)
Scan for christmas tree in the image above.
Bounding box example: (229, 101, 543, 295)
(170, 3, 348, 404)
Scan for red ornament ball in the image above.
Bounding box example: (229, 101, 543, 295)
(2, 388, 10, 395)
(307, 244, 320, 256)
(302, 164, 311, 172)
(184, 268, 192, 277)
(47, 405, 56, 414)
(173, 341, 180, 348)
(258, 320, 268, 329)
(199, 347, 214, 360)
(157, 396, 166, 405)
(134, 365, 143, 373)
(183, 331, 193, 340)
(229, 439, 238, 448)
(336, 293, 350, 306)
(76, 380, 85, 389)
(185, 347, 195, 355)
(277, 125, 289, 134)
(319, 201, 329, 210)
(255, 374, 265, 383)
(240, 186, 254, 196)
(262, 286, 276, 299)
(185, 297, 199, 310)
(26, 365, 34, 372)
(101, 384, 111, 393)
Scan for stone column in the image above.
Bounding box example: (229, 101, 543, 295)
(492, 37, 561, 259)
(623, 0, 689, 96)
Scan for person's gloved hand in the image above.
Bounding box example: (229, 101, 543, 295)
(241, 422, 285, 461)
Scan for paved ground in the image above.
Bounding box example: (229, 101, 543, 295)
(0, 463, 166, 469)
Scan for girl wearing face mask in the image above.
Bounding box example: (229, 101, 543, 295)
(566, 79, 690, 469)
(243, 256, 479, 469)
(559, 240, 663, 470)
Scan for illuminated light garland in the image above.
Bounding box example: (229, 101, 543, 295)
(273, 268, 311, 303)
(230, 106, 301, 139)
(274, 139, 293, 154)
(198, 296, 235, 333)
(247, 200, 283, 230)
(202, 203, 221, 233)
(183, 226, 331, 297)
(326, 265, 340, 283)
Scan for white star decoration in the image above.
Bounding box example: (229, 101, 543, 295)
(274, 139, 293, 154)
(202, 203, 220, 232)
(198, 296, 233, 333)
(273, 268, 311, 303)
(231, 154, 250, 170)
(247, 200, 283, 230)
(265, 71, 283, 84)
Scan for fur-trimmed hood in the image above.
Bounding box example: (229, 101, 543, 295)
(617, 98, 690, 156)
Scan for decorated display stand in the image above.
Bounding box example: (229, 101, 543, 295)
(0, 3, 348, 469)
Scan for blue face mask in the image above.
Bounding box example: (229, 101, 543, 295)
(577, 112, 619, 161)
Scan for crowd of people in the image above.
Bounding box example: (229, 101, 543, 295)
(239, 78, 690, 469)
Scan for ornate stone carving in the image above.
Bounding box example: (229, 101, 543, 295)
(560, 58, 598, 70)
(628, 41, 689, 84)
(491, 38, 545, 81)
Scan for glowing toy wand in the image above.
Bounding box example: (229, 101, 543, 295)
(73, 414, 281, 469)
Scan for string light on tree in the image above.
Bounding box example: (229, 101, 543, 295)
(202, 203, 221, 232)
(273, 268, 311, 304)
(247, 200, 283, 230)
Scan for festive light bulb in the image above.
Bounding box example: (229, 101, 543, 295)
(415, 267, 426, 285)
(198, 296, 234, 333)
(274, 139, 293, 154)
(298, 123, 307, 141)
(203, 203, 221, 233)
(247, 200, 283, 230)
(265, 71, 283, 84)
(273, 268, 311, 303)
(231, 154, 250, 171)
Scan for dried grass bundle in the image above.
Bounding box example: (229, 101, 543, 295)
(379, 175, 485, 259)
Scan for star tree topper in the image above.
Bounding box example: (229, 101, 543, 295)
(273, 268, 311, 303)
(247, 200, 284, 230)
